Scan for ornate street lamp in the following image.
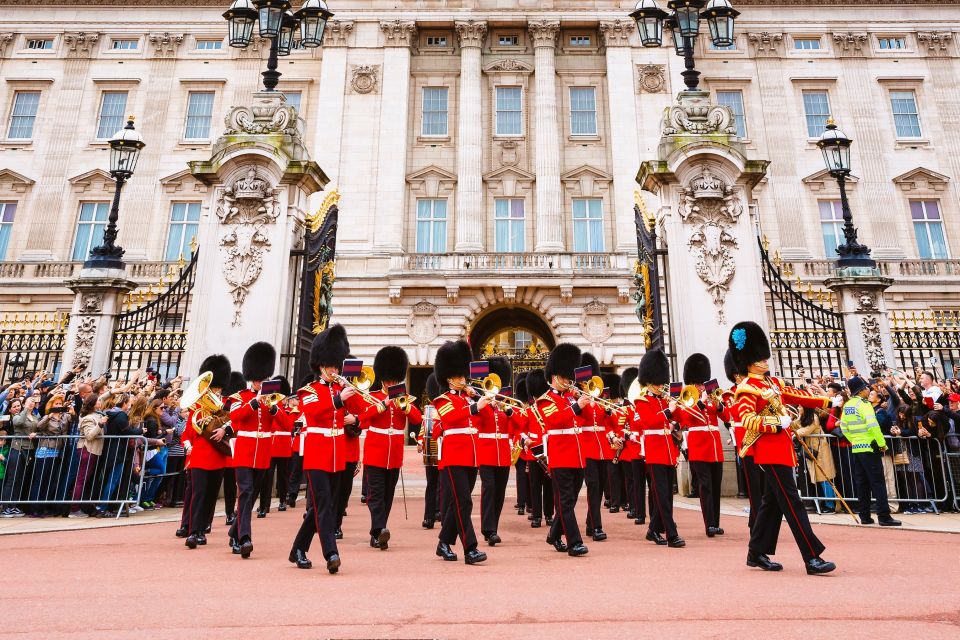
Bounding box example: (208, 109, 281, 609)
(817, 119, 874, 268)
(224, 0, 333, 92)
(629, 0, 740, 91)
(84, 117, 145, 270)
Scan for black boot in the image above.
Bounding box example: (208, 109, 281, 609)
(465, 549, 487, 565)
(667, 535, 686, 548)
(422, 519, 435, 529)
(746, 550, 783, 571)
(591, 528, 607, 542)
(225, 514, 236, 526)
(256, 510, 267, 519)
(486, 532, 501, 546)
(175, 527, 188, 538)
(634, 517, 645, 525)
(805, 557, 836, 575)
(196, 533, 207, 546)
(706, 526, 721, 538)
(204, 525, 212, 534)
(645, 530, 667, 546)
(229, 536, 241, 554)
(334, 528, 343, 540)
(878, 516, 902, 527)
(289, 549, 312, 569)
(530, 518, 541, 528)
(567, 543, 589, 557)
(185, 534, 198, 549)
(369, 535, 380, 549)
(545, 535, 567, 553)
(436, 542, 457, 561)
(377, 528, 391, 551)
(277, 503, 287, 512)
(326, 554, 341, 574)
(240, 538, 253, 559)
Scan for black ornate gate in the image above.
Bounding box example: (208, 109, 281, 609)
(759, 237, 849, 382)
(0, 312, 67, 383)
(110, 252, 198, 381)
(891, 310, 960, 379)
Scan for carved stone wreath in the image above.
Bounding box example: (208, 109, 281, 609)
(637, 64, 666, 94)
(861, 316, 887, 373)
(350, 65, 380, 95)
(71, 316, 98, 370)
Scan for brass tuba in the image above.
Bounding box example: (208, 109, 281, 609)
(337, 365, 378, 404)
(179, 372, 224, 428)
(679, 384, 701, 408)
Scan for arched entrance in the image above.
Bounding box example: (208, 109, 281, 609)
(468, 306, 556, 378)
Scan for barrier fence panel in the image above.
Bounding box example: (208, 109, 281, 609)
(948, 452, 960, 512)
(794, 434, 952, 514)
(0, 435, 148, 519)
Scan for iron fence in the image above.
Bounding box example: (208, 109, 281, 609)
(891, 310, 960, 381)
(0, 312, 68, 384)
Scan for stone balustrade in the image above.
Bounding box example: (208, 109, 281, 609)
(393, 252, 632, 274)
(779, 259, 960, 281)
(0, 261, 182, 285)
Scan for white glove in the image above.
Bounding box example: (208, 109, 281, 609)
(831, 396, 843, 408)
(779, 415, 793, 430)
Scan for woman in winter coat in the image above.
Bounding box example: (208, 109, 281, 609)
(793, 408, 837, 513)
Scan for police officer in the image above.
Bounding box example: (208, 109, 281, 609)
(840, 376, 901, 527)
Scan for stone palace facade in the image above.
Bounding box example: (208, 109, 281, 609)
(1, 0, 959, 378)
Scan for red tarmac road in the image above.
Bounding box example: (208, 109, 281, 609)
(3, 496, 959, 639)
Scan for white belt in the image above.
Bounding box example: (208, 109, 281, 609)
(273, 431, 292, 437)
(731, 422, 743, 428)
(368, 427, 404, 436)
(547, 428, 581, 436)
(581, 426, 605, 433)
(643, 429, 671, 437)
(443, 428, 478, 436)
(236, 431, 272, 439)
(478, 433, 508, 440)
(304, 427, 344, 437)
(687, 426, 720, 433)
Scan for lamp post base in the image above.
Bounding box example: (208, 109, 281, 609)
(83, 253, 125, 271)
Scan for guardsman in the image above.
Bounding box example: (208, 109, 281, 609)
(257, 376, 296, 517)
(618, 367, 645, 525)
(359, 346, 423, 550)
(673, 353, 728, 538)
(578, 352, 611, 542)
(289, 325, 368, 574)
(522, 370, 554, 528)
(513, 372, 531, 517)
(602, 372, 624, 514)
(415, 373, 442, 529)
(477, 357, 514, 546)
(432, 340, 487, 565)
(724, 350, 761, 532)
(334, 354, 367, 541)
(537, 343, 590, 557)
(223, 342, 279, 559)
(730, 321, 836, 575)
(635, 348, 685, 548)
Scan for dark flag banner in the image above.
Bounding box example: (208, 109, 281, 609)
(634, 192, 664, 351)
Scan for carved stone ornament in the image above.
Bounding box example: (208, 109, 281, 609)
(746, 32, 784, 58)
(455, 20, 488, 49)
(80, 293, 103, 314)
(0, 33, 14, 57)
(223, 92, 300, 137)
(499, 140, 519, 167)
(599, 20, 632, 48)
(237, 36, 269, 58)
(854, 290, 878, 313)
(71, 316, 98, 370)
(663, 91, 737, 136)
(63, 32, 100, 59)
(380, 20, 417, 48)
(149, 32, 184, 58)
(637, 64, 667, 94)
(580, 299, 613, 344)
(486, 59, 533, 73)
(679, 168, 744, 323)
(860, 316, 887, 373)
(917, 32, 954, 56)
(407, 301, 441, 345)
(349, 64, 380, 95)
(528, 21, 560, 49)
(216, 167, 281, 326)
(325, 20, 355, 47)
(832, 32, 869, 57)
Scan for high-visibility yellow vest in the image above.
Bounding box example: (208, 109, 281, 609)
(839, 396, 885, 454)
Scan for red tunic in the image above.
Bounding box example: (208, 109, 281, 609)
(297, 380, 368, 473)
(185, 409, 229, 471)
(228, 389, 277, 470)
(270, 407, 298, 458)
(359, 390, 422, 470)
(432, 390, 480, 469)
(477, 403, 513, 467)
(536, 388, 585, 470)
(577, 403, 611, 461)
(612, 407, 639, 463)
(633, 394, 677, 466)
(725, 387, 750, 457)
(735, 374, 829, 466)
(673, 400, 727, 463)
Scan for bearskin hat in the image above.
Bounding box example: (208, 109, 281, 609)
(683, 353, 711, 385)
(199, 354, 231, 390)
(602, 372, 622, 399)
(723, 350, 738, 384)
(487, 356, 513, 387)
(242, 342, 276, 382)
(581, 352, 601, 378)
(273, 375, 292, 397)
(638, 348, 670, 386)
(526, 369, 549, 399)
(225, 371, 247, 397)
(729, 321, 770, 374)
(298, 373, 315, 389)
(434, 339, 471, 384)
(373, 346, 409, 384)
(620, 367, 639, 398)
(515, 378, 529, 403)
(545, 343, 581, 380)
(425, 372, 442, 401)
(515, 371, 529, 385)
(310, 324, 350, 372)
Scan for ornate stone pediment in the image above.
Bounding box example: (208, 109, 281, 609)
(406, 165, 457, 198)
(69, 168, 115, 194)
(663, 91, 736, 136)
(0, 168, 35, 194)
(802, 168, 860, 192)
(561, 165, 612, 198)
(483, 166, 535, 198)
(159, 169, 209, 195)
(484, 59, 533, 74)
(892, 167, 950, 192)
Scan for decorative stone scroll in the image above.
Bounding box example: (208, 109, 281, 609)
(149, 32, 184, 58)
(861, 316, 887, 373)
(223, 93, 299, 137)
(663, 91, 737, 136)
(71, 316, 98, 370)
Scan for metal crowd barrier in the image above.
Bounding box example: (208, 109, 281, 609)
(0, 434, 148, 519)
(794, 434, 952, 514)
(947, 452, 960, 512)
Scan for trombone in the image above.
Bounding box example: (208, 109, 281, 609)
(336, 365, 379, 405)
(568, 376, 626, 413)
(470, 373, 528, 409)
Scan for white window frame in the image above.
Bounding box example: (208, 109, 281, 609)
(572, 198, 605, 253)
(793, 37, 822, 51)
(25, 38, 53, 51)
(0, 201, 16, 261)
(878, 36, 908, 51)
(911, 200, 950, 260)
(890, 90, 923, 139)
(716, 89, 747, 138)
(819, 200, 844, 258)
(111, 38, 139, 51)
(72, 202, 110, 261)
(569, 87, 598, 137)
(415, 199, 447, 254)
(498, 34, 520, 47)
(165, 202, 202, 262)
(495, 86, 523, 137)
(421, 87, 449, 138)
(195, 39, 223, 51)
(183, 91, 215, 140)
(96, 91, 129, 140)
(494, 198, 525, 253)
(802, 90, 832, 139)
(7, 91, 41, 140)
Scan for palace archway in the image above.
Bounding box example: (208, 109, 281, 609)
(468, 306, 556, 379)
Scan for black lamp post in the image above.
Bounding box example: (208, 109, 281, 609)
(224, 0, 333, 93)
(8, 353, 26, 383)
(817, 119, 875, 268)
(630, 0, 740, 91)
(84, 117, 145, 270)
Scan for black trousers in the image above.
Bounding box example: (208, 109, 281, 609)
(528, 461, 554, 519)
(188, 468, 223, 536)
(479, 465, 510, 535)
(335, 461, 357, 529)
(286, 452, 304, 504)
(742, 455, 765, 532)
(229, 467, 268, 542)
(293, 469, 341, 559)
(366, 465, 400, 536)
(361, 466, 369, 500)
(647, 463, 678, 539)
(438, 466, 479, 552)
(749, 463, 825, 563)
(583, 458, 606, 531)
(257, 457, 290, 512)
(179, 466, 193, 529)
(423, 465, 439, 521)
(606, 460, 622, 510)
(852, 451, 891, 518)
(630, 459, 647, 519)
(690, 460, 723, 530)
(514, 460, 530, 509)
(621, 460, 633, 510)
(222, 467, 236, 517)
(548, 467, 584, 546)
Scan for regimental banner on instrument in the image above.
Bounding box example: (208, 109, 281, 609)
(342, 359, 363, 378)
(574, 366, 594, 384)
(470, 361, 490, 378)
(387, 383, 407, 399)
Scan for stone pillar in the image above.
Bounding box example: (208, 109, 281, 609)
(825, 276, 895, 376)
(373, 20, 417, 254)
(183, 92, 327, 372)
(454, 20, 487, 253)
(528, 21, 564, 253)
(62, 269, 136, 375)
(599, 20, 641, 253)
(310, 20, 353, 195)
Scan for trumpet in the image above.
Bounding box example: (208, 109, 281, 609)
(568, 376, 625, 413)
(470, 373, 528, 409)
(678, 384, 701, 408)
(336, 365, 378, 405)
(395, 394, 416, 412)
(259, 393, 287, 409)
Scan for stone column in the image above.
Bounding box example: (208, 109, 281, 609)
(311, 20, 353, 192)
(528, 21, 564, 253)
(373, 20, 417, 254)
(62, 269, 136, 375)
(825, 276, 895, 376)
(453, 20, 487, 253)
(599, 20, 640, 253)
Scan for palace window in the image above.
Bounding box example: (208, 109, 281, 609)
(802, 90, 831, 138)
(0, 202, 15, 260)
(878, 37, 907, 50)
(570, 87, 597, 136)
(284, 91, 302, 114)
(422, 87, 448, 137)
(716, 90, 747, 138)
(7, 91, 40, 139)
(196, 39, 223, 51)
(416, 199, 447, 253)
(183, 91, 215, 140)
(495, 87, 522, 136)
(819, 200, 844, 258)
(26, 39, 53, 50)
(498, 35, 519, 46)
(794, 37, 822, 51)
(569, 35, 592, 47)
(96, 91, 128, 139)
(573, 198, 604, 253)
(890, 90, 922, 138)
(709, 40, 736, 51)
(111, 39, 139, 50)
(426, 36, 448, 47)
(911, 200, 948, 259)
(165, 202, 201, 261)
(494, 199, 525, 252)
(72, 202, 109, 261)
